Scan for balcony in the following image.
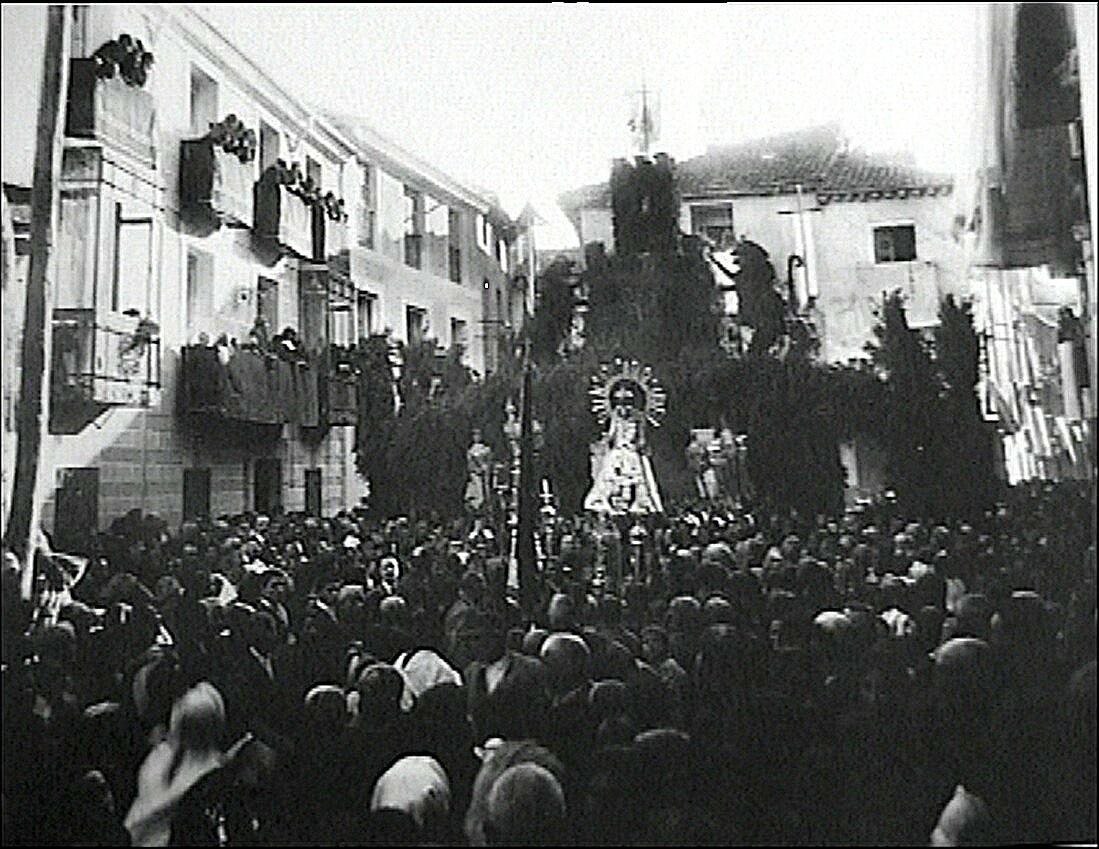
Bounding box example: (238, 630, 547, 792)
(64, 58, 156, 167)
(179, 138, 255, 229)
(178, 345, 319, 427)
(50, 308, 161, 433)
(253, 172, 314, 259)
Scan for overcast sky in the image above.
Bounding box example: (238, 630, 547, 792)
(205, 4, 980, 247)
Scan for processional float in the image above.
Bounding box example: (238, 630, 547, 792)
(584, 359, 666, 589)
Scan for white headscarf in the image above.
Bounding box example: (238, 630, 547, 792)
(394, 649, 462, 711)
(370, 755, 450, 830)
(124, 682, 228, 847)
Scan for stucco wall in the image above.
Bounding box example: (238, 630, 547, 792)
(579, 208, 615, 257)
(683, 191, 967, 363)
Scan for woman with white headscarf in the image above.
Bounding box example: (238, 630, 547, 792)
(123, 682, 248, 846)
(369, 755, 451, 843)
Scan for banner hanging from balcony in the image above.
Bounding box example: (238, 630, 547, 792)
(180, 345, 319, 427)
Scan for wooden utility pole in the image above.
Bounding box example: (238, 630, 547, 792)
(4, 5, 70, 600)
(516, 341, 537, 617)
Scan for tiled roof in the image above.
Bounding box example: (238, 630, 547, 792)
(678, 124, 953, 200)
(560, 125, 953, 214)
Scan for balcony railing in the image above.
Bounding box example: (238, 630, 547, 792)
(179, 138, 255, 228)
(178, 345, 319, 427)
(65, 58, 156, 166)
(50, 308, 161, 432)
(253, 172, 314, 259)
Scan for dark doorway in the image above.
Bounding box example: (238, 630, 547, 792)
(305, 468, 322, 516)
(254, 458, 282, 515)
(182, 468, 211, 521)
(54, 467, 99, 554)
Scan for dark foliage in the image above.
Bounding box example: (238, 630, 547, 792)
(610, 155, 679, 258)
(865, 291, 996, 518)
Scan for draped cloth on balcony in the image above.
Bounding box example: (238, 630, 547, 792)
(180, 346, 319, 426)
(976, 4, 1085, 276)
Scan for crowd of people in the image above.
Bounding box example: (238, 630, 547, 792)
(1, 480, 1095, 846)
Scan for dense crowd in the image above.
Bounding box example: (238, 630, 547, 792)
(2, 481, 1095, 846)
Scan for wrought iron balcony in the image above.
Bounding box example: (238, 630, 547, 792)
(178, 345, 319, 427)
(64, 58, 156, 166)
(253, 170, 314, 259)
(50, 308, 161, 432)
(179, 138, 255, 229)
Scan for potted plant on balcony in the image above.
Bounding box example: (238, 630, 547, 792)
(207, 114, 257, 164)
(91, 34, 154, 87)
(323, 192, 349, 223)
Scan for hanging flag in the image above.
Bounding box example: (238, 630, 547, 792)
(991, 381, 1020, 432)
(1055, 416, 1078, 464)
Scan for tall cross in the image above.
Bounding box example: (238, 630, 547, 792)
(777, 183, 823, 302)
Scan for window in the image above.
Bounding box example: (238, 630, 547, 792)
(476, 214, 488, 252)
(304, 469, 322, 516)
(691, 204, 735, 248)
(406, 305, 426, 346)
(358, 164, 376, 249)
(404, 186, 424, 269)
(189, 66, 218, 137)
(356, 291, 376, 340)
(182, 468, 211, 521)
(450, 317, 468, 356)
(331, 304, 352, 345)
(448, 210, 462, 283)
(253, 458, 282, 515)
(259, 121, 280, 172)
(113, 206, 152, 315)
(484, 220, 494, 255)
(56, 191, 96, 309)
(185, 248, 214, 338)
(298, 270, 328, 354)
(53, 467, 98, 554)
(257, 276, 278, 331)
(873, 224, 917, 263)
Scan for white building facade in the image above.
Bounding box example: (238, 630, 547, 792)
(1, 5, 509, 542)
